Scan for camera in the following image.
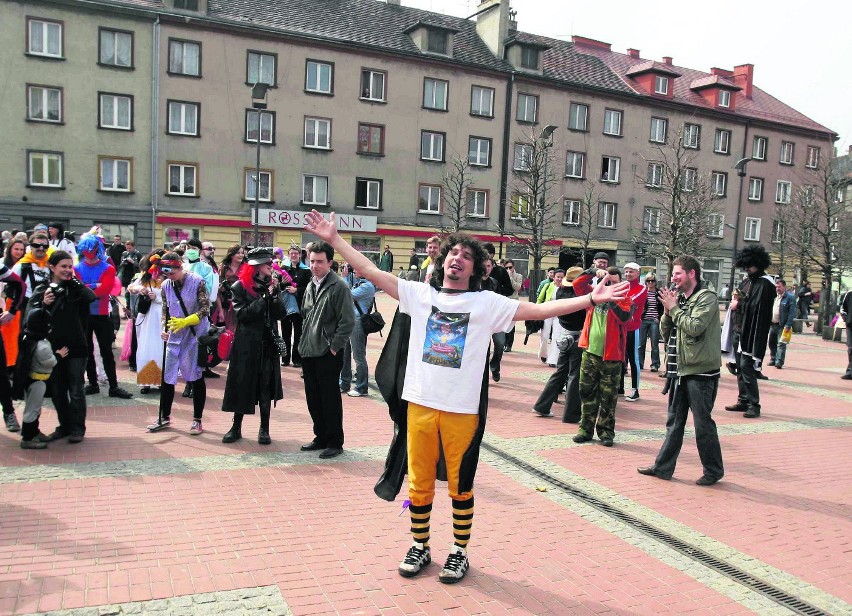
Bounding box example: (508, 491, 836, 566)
(48, 282, 66, 297)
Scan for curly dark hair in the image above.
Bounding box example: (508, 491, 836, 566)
(430, 233, 488, 291)
(735, 244, 771, 271)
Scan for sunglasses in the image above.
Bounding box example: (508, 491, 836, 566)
(30, 243, 49, 249)
(160, 266, 178, 273)
(506, 265, 514, 269)
(646, 280, 656, 284)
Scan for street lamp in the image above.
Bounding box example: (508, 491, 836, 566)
(726, 156, 752, 300)
(250, 82, 270, 247)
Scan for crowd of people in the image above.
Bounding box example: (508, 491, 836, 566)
(1, 219, 849, 583)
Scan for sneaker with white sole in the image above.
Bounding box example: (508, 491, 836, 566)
(190, 420, 203, 435)
(4, 414, 20, 433)
(438, 545, 469, 584)
(147, 417, 171, 432)
(346, 390, 364, 397)
(625, 390, 640, 401)
(398, 542, 431, 578)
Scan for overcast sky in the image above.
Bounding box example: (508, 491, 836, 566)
(405, 0, 851, 154)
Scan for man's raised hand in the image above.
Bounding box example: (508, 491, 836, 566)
(303, 210, 338, 243)
(591, 280, 629, 304)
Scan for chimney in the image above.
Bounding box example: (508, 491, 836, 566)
(662, 56, 673, 65)
(733, 64, 754, 98)
(848, 144, 852, 156)
(627, 48, 640, 59)
(571, 35, 612, 51)
(476, 0, 511, 58)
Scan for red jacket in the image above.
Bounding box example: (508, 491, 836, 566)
(573, 270, 634, 361)
(625, 278, 647, 332)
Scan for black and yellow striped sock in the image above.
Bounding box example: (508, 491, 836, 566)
(451, 497, 474, 550)
(409, 503, 432, 547)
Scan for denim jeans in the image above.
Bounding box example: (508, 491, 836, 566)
(652, 376, 724, 480)
(639, 319, 661, 370)
(767, 322, 788, 367)
(340, 317, 368, 394)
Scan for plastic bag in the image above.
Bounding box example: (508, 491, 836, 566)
(120, 320, 133, 361)
(780, 326, 792, 345)
(217, 329, 234, 361)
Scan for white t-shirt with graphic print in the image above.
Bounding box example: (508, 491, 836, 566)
(397, 279, 517, 414)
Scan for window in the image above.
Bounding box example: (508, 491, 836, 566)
(714, 129, 731, 154)
(682, 167, 697, 192)
(304, 116, 330, 149)
(806, 146, 820, 169)
(302, 175, 328, 206)
(468, 137, 491, 167)
(801, 185, 815, 206)
(598, 202, 617, 228)
(511, 194, 530, 220)
(569, 103, 589, 131)
(718, 90, 731, 108)
(702, 259, 721, 292)
(356, 178, 382, 209)
(643, 207, 661, 233)
(520, 46, 539, 70)
(711, 171, 727, 197)
(426, 30, 448, 54)
(27, 18, 63, 58)
(360, 69, 386, 101)
(244, 169, 272, 202)
(565, 151, 585, 178)
(357, 123, 384, 155)
(470, 85, 494, 117)
(650, 117, 667, 143)
(775, 180, 792, 204)
(421, 131, 445, 162)
(167, 100, 198, 136)
(99, 93, 133, 130)
(246, 110, 274, 144)
(466, 189, 488, 217)
(707, 213, 724, 238)
(744, 217, 761, 241)
(167, 163, 197, 196)
(780, 141, 794, 165)
(305, 60, 333, 94)
(423, 78, 448, 111)
(27, 151, 63, 188)
(99, 28, 133, 68)
(418, 184, 441, 214)
(601, 156, 620, 183)
(516, 93, 537, 123)
(513, 144, 533, 171)
(646, 162, 663, 188)
(27, 85, 62, 122)
(99, 156, 132, 192)
(771, 220, 785, 244)
(247, 51, 275, 86)
(603, 109, 623, 136)
(748, 177, 763, 201)
(752, 136, 767, 161)
(174, 0, 199, 9)
(683, 123, 701, 149)
(563, 199, 580, 226)
(654, 75, 669, 95)
(168, 39, 200, 76)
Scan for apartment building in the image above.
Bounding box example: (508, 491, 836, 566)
(1, 0, 836, 284)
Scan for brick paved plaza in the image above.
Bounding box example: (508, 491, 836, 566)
(1, 295, 850, 615)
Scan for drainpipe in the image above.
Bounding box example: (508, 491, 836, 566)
(150, 16, 160, 252)
(726, 120, 751, 302)
(497, 71, 515, 258)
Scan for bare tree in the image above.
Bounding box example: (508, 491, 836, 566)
(440, 153, 474, 234)
(562, 179, 610, 268)
(781, 158, 852, 330)
(633, 126, 724, 274)
(497, 126, 564, 294)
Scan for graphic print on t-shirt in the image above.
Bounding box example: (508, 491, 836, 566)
(422, 307, 469, 368)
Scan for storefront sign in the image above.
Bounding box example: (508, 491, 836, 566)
(256, 209, 377, 232)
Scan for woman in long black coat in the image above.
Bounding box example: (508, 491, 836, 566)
(221, 248, 286, 444)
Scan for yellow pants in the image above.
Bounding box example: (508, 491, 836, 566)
(407, 402, 479, 507)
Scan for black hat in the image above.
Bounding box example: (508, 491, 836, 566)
(23, 310, 52, 341)
(593, 252, 610, 261)
(246, 247, 274, 265)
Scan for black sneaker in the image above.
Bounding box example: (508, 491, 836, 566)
(398, 542, 431, 578)
(4, 414, 20, 433)
(438, 546, 469, 584)
(109, 386, 133, 399)
(20, 439, 48, 450)
(258, 429, 271, 445)
(573, 433, 592, 443)
(202, 369, 220, 379)
(625, 390, 640, 402)
(84, 384, 100, 395)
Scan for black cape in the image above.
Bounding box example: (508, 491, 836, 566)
(373, 307, 489, 502)
(737, 273, 775, 360)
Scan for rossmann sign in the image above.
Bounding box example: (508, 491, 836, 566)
(256, 209, 377, 232)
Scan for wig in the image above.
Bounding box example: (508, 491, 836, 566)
(734, 244, 771, 271)
(76, 233, 107, 262)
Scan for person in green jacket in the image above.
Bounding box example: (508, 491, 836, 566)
(637, 254, 724, 486)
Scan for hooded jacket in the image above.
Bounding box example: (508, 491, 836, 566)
(573, 269, 634, 361)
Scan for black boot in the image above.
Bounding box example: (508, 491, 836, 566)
(222, 414, 243, 443)
(258, 404, 271, 445)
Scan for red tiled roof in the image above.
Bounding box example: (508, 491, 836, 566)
(625, 60, 682, 78)
(689, 75, 741, 91)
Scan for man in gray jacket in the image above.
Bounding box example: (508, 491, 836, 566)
(637, 255, 724, 486)
(298, 241, 354, 459)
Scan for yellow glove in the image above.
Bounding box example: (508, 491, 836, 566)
(167, 313, 200, 333)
